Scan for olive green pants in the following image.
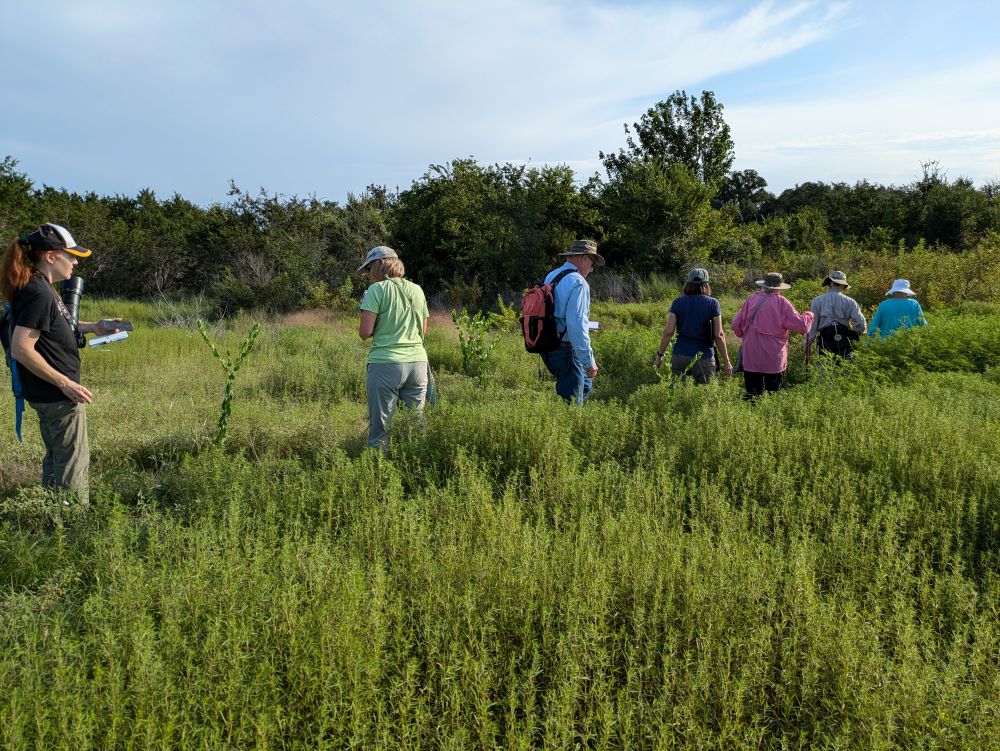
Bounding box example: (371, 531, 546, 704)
(31, 400, 90, 504)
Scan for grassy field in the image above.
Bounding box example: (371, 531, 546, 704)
(1, 293, 999, 749)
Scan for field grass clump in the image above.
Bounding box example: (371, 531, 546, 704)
(254, 324, 367, 403)
(2, 299, 1000, 749)
(857, 312, 1000, 376)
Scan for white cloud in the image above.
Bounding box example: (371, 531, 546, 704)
(0, 1, 873, 202)
(729, 56, 1000, 189)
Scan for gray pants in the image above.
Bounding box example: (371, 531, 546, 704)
(670, 353, 716, 385)
(366, 362, 428, 450)
(31, 400, 89, 503)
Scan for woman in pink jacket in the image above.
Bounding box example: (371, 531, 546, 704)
(731, 273, 814, 399)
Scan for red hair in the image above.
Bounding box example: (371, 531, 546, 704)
(1, 237, 42, 302)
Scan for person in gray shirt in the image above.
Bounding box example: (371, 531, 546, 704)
(807, 271, 866, 357)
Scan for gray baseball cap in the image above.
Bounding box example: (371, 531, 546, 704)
(357, 245, 399, 272)
(686, 267, 709, 284)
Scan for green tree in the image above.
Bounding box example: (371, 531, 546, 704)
(0, 156, 37, 240)
(392, 159, 598, 302)
(208, 183, 337, 311)
(717, 169, 773, 223)
(600, 90, 735, 186)
(598, 159, 729, 273)
(325, 185, 394, 297)
(754, 205, 833, 274)
(903, 162, 995, 250)
(769, 181, 833, 218)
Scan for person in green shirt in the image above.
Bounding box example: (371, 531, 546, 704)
(357, 246, 429, 450)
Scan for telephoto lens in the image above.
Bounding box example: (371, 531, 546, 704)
(60, 275, 87, 348)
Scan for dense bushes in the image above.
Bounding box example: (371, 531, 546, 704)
(4, 151, 999, 313)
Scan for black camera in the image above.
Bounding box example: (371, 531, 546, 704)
(60, 275, 87, 349)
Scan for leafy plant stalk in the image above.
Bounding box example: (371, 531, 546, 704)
(451, 309, 499, 389)
(198, 320, 262, 446)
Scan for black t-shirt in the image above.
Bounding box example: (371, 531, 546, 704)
(10, 275, 81, 403)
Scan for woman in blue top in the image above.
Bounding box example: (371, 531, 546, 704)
(654, 268, 733, 384)
(867, 279, 928, 337)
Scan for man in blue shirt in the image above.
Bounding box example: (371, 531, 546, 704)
(540, 239, 603, 404)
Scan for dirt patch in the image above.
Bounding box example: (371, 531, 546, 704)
(0, 457, 40, 495)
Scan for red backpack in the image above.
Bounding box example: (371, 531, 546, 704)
(520, 268, 575, 353)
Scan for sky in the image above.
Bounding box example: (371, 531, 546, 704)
(3, 0, 999, 206)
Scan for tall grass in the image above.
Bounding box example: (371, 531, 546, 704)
(1, 300, 998, 749)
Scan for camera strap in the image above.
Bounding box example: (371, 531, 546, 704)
(48, 283, 86, 348)
(55, 295, 73, 323)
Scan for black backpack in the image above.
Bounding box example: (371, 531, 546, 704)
(818, 322, 860, 357)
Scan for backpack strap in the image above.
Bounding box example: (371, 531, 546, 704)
(550, 268, 575, 289)
(12, 365, 23, 443)
(745, 292, 771, 333)
(389, 278, 426, 340)
(2, 303, 24, 443)
(547, 268, 578, 339)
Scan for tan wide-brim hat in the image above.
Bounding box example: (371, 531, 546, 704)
(755, 272, 791, 290)
(559, 238, 605, 267)
(823, 270, 850, 288)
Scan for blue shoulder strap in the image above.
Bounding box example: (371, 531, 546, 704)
(2, 303, 24, 443)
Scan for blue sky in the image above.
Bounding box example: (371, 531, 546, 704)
(3, 0, 999, 205)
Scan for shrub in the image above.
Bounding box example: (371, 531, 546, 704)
(857, 313, 1000, 375)
(451, 309, 499, 388)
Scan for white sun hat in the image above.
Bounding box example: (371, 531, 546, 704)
(886, 279, 916, 296)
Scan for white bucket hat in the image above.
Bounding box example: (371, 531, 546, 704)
(886, 279, 916, 296)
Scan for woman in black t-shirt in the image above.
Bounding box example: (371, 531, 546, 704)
(1, 224, 120, 502)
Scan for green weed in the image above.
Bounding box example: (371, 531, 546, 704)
(1, 299, 999, 749)
(197, 319, 262, 446)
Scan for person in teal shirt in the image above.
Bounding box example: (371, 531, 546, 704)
(358, 246, 429, 450)
(867, 279, 928, 337)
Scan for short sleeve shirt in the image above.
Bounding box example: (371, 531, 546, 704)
(669, 294, 722, 357)
(360, 278, 429, 364)
(10, 275, 80, 402)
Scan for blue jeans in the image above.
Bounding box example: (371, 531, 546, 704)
(541, 347, 592, 405)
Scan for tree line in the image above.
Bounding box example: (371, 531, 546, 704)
(2, 90, 999, 311)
